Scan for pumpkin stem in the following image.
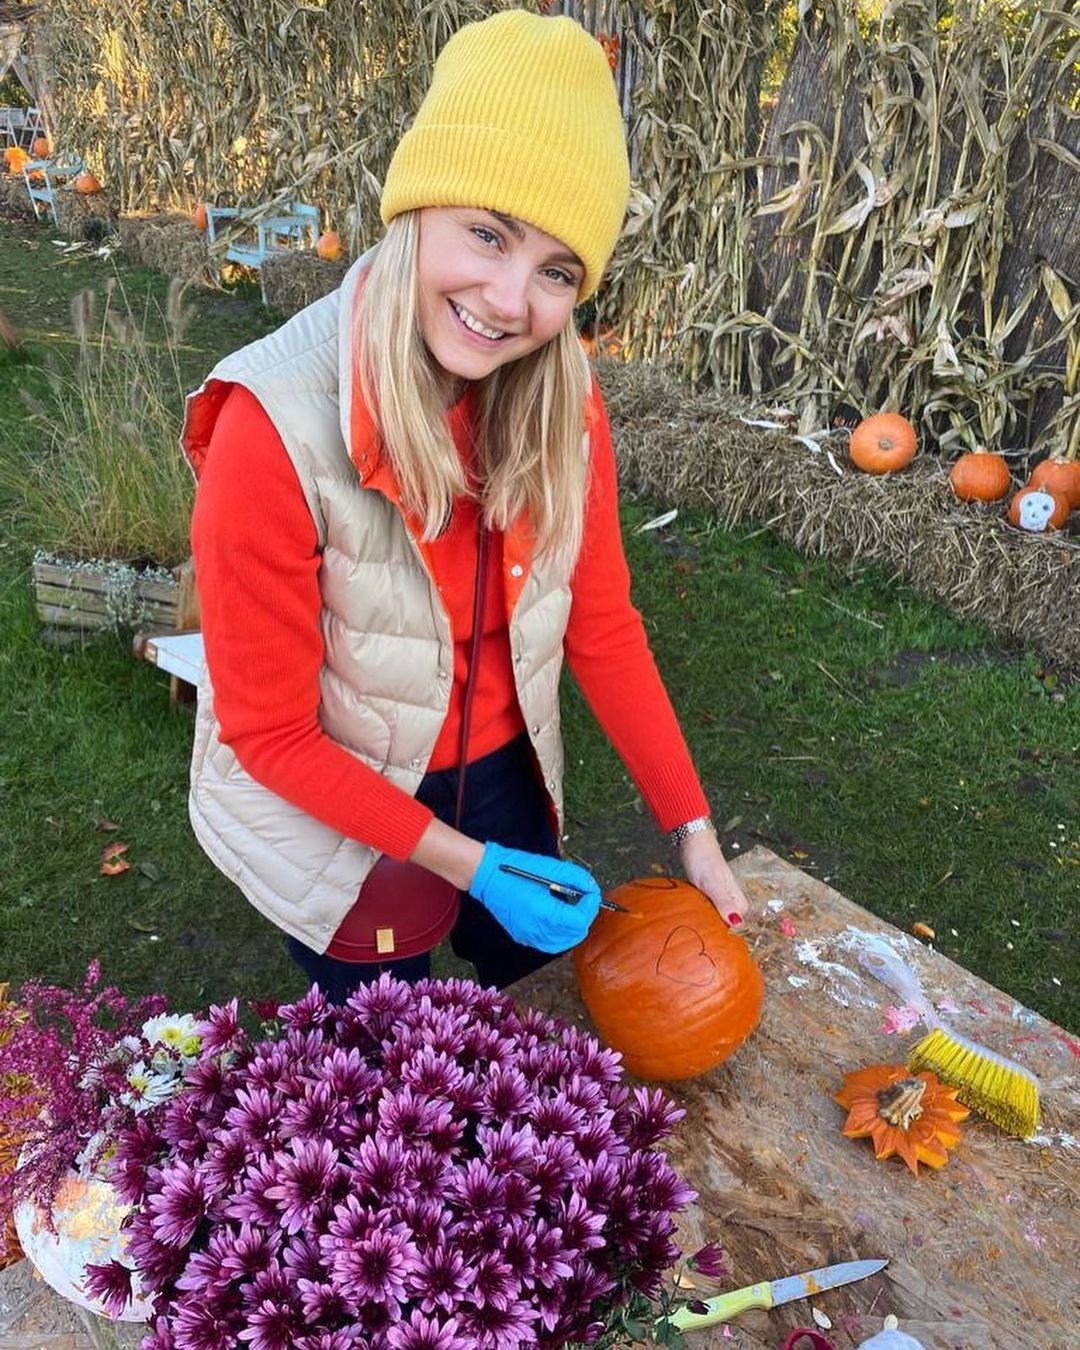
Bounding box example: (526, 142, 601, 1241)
(875, 1077, 926, 1130)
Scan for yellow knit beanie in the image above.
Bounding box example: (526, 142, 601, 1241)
(381, 10, 630, 300)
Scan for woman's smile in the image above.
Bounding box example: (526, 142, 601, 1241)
(448, 299, 511, 343)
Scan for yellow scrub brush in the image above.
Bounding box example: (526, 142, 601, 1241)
(858, 947, 1040, 1138)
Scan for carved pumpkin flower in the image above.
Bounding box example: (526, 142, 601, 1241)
(835, 1064, 969, 1176)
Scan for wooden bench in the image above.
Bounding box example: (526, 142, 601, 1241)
(21, 157, 84, 226)
(516, 847, 1079, 1349)
(132, 559, 202, 705)
(205, 200, 320, 298)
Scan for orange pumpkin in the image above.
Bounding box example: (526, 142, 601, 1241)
(73, 173, 102, 195)
(573, 877, 764, 1081)
(948, 447, 1011, 502)
(1028, 454, 1080, 509)
(4, 147, 29, 175)
(849, 413, 918, 474)
(193, 203, 208, 231)
(1008, 484, 1070, 532)
(316, 230, 343, 261)
(835, 1064, 968, 1176)
(32, 136, 51, 159)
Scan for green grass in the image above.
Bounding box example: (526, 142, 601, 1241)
(1, 217, 1077, 1029)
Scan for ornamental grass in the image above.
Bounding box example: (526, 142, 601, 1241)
(0, 277, 195, 566)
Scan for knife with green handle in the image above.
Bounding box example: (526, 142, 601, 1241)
(666, 1257, 888, 1331)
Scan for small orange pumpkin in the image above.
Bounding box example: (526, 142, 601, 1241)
(73, 173, 102, 195)
(316, 230, 343, 261)
(948, 447, 1011, 503)
(835, 1064, 969, 1176)
(1008, 484, 1070, 532)
(1028, 454, 1080, 509)
(849, 413, 918, 474)
(193, 203, 208, 231)
(573, 877, 764, 1081)
(32, 136, 50, 159)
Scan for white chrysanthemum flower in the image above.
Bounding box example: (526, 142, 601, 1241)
(141, 1012, 202, 1060)
(120, 1060, 176, 1113)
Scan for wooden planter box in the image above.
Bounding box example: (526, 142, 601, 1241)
(32, 554, 181, 635)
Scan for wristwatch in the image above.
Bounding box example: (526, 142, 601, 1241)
(668, 816, 715, 848)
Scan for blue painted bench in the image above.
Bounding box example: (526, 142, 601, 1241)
(205, 200, 319, 264)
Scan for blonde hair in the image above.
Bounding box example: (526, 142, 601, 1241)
(355, 213, 591, 563)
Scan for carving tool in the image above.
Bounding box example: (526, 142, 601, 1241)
(496, 864, 632, 912)
(858, 946, 1040, 1137)
(666, 1257, 888, 1331)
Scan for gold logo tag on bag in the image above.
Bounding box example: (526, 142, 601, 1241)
(375, 928, 396, 955)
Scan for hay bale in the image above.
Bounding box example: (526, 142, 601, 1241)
(53, 187, 118, 239)
(0, 173, 35, 223)
(261, 250, 349, 316)
(117, 213, 211, 284)
(597, 358, 1080, 676)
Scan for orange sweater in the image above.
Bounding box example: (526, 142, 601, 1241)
(191, 383, 710, 863)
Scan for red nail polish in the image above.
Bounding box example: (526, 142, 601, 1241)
(726, 912, 742, 926)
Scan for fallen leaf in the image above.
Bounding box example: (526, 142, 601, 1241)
(101, 841, 130, 861)
(100, 860, 130, 876)
(95, 816, 120, 831)
(126, 917, 159, 933)
(778, 916, 797, 938)
(812, 1307, 832, 1330)
(912, 921, 936, 939)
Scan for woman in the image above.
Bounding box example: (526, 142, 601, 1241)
(183, 10, 751, 1001)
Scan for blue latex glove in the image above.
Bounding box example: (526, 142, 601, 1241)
(468, 842, 602, 953)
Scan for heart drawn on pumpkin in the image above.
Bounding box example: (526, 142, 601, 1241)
(655, 925, 718, 988)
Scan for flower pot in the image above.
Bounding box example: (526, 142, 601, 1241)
(13, 1164, 152, 1321)
(32, 553, 182, 636)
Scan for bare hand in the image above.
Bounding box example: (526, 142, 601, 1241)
(679, 829, 750, 927)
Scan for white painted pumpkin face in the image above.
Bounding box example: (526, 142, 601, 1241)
(1016, 489, 1057, 532)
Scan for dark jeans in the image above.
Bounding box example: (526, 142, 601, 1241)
(287, 734, 559, 999)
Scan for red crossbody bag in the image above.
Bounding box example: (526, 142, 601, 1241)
(324, 527, 491, 962)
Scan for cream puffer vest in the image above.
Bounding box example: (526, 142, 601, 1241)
(181, 258, 579, 953)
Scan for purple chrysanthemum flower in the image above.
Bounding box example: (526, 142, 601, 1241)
(221, 1153, 283, 1229)
(386, 1310, 471, 1349)
(171, 1298, 242, 1350)
(411, 1242, 474, 1315)
(295, 1331, 360, 1350)
(196, 1000, 241, 1056)
(689, 1240, 729, 1280)
(199, 1128, 250, 1200)
(455, 1297, 540, 1349)
(146, 1159, 208, 1248)
(326, 1221, 420, 1308)
(264, 1137, 342, 1233)
(82, 1258, 134, 1319)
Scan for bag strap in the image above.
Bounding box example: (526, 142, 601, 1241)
(453, 523, 491, 829)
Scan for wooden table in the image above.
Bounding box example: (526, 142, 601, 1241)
(514, 847, 1080, 1350)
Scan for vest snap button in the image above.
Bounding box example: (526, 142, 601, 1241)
(510, 564, 524, 578)
(532, 725, 540, 735)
